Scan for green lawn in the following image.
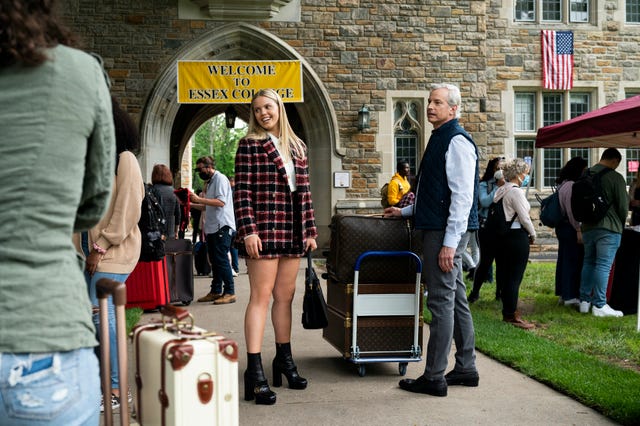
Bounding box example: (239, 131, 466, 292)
(460, 262, 640, 425)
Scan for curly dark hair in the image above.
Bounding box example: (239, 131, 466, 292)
(0, 0, 76, 67)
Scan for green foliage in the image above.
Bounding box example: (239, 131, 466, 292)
(125, 307, 143, 335)
(458, 262, 640, 425)
(192, 115, 247, 189)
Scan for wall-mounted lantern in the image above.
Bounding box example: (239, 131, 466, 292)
(225, 105, 237, 129)
(357, 105, 370, 130)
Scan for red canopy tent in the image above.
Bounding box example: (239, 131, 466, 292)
(535, 94, 640, 330)
(535, 94, 640, 148)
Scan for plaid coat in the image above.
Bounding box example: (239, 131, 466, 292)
(234, 136, 317, 258)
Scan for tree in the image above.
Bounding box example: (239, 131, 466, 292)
(192, 114, 247, 190)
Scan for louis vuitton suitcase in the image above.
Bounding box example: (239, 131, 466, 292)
(130, 305, 239, 426)
(323, 251, 423, 377)
(165, 239, 194, 306)
(325, 215, 421, 284)
(125, 258, 170, 310)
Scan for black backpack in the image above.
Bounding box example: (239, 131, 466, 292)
(570, 168, 613, 224)
(482, 198, 517, 236)
(139, 184, 167, 262)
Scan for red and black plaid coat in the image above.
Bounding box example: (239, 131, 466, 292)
(234, 136, 317, 258)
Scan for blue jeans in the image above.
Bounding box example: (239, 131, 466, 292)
(86, 271, 129, 391)
(0, 348, 100, 425)
(230, 231, 239, 272)
(580, 229, 621, 308)
(206, 226, 235, 295)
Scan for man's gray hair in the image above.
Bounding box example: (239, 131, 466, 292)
(430, 83, 462, 118)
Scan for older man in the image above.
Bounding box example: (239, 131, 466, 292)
(385, 83, 480, 397)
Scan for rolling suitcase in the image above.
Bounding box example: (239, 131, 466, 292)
(193, 241, 211, 276)
(326, 214, 421, 284)
(125, 258, 170, 310)
(323, 251, 423, 377)
(130, 305, 239, 426)
(165, 239, 194, 305)
(96, 278, 130, 426)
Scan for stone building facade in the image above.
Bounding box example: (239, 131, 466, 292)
(61, 0, 640, 248)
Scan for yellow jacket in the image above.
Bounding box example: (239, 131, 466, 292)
(387, 173, 410, 206)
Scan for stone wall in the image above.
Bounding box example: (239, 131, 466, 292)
(60, 0, 639, 249)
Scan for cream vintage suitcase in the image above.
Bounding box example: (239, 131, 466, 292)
(131, 305, 239, 426)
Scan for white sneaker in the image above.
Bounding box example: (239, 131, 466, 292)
(563, 298, 580, 306)
(578, 301, 591, 313)
(232, 270, 238, 277)
(592, 304, 624, 318)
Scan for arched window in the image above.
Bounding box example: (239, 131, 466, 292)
(393, 100, 422, 176)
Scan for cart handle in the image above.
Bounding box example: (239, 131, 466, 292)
(354, 250, 422, 273)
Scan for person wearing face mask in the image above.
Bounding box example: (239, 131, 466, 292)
(468, 157, 505, 303)
(190, 156, 237, 305)
(492, 158, 536, 329)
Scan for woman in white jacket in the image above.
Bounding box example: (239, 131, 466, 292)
(493, 158, 536, 329)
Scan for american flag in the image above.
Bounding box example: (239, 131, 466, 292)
(541, 30, 574, 90)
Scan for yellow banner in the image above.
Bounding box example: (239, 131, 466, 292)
(177, 60, 303, 103)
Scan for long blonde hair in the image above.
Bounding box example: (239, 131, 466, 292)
(246, 88, 306, 160)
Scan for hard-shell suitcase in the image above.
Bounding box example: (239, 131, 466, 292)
(126, 258, 170, 310)
(326, 215, 421, 284)
(131, 305, 239, 426)
(165, 239, 194, 305)
(193, 241, 211, 276)
(96, 278, 130, 426)
(323, 251, 423, 377)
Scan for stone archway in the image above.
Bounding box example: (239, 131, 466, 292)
(139, 22, 339, 248)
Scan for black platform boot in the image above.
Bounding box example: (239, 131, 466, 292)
(244, 353, 276, 405)
(272, 342, 307, 390)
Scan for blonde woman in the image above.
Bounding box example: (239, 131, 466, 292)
(493, 158, 536, 329)
(234, 89, 318, 405)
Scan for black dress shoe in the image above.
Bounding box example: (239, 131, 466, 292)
(445, 370, 479, 387)
(398, 375, 447, 397)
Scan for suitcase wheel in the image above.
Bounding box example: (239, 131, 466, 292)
(399, 362, 408, 376)
(357, 364, 366, 377)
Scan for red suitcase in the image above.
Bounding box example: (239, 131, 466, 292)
(126, 258, 170, 310)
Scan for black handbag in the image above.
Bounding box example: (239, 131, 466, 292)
(302, 252, 328, 329)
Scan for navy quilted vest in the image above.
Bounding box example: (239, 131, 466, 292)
(414, 119, 479, 231)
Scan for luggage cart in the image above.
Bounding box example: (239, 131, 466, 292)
(349, 250, 423, 377)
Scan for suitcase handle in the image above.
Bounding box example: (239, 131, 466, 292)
(96, 278, 127, 306)
(96, 278, 129, 426)
(160, 304, 195, 330)
(354, 250, 422, 273)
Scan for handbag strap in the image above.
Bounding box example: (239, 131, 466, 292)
(307, 250, 312, 270)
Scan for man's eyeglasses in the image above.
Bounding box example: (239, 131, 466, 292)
(196, 165, 210, 173)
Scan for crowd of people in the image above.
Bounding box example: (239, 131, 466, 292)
(1, 3, 632, 419)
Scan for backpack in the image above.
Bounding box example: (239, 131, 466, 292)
(535, 188, 564, 228)
(380, 178, 403, 208)
(482, 198, 517, 236)
(570, 168, 613, 224)
(139, 183, 167, 262)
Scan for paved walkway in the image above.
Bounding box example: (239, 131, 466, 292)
(123, 263, 617, 426)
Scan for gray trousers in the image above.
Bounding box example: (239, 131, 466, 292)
(422, 230, 477, 379)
